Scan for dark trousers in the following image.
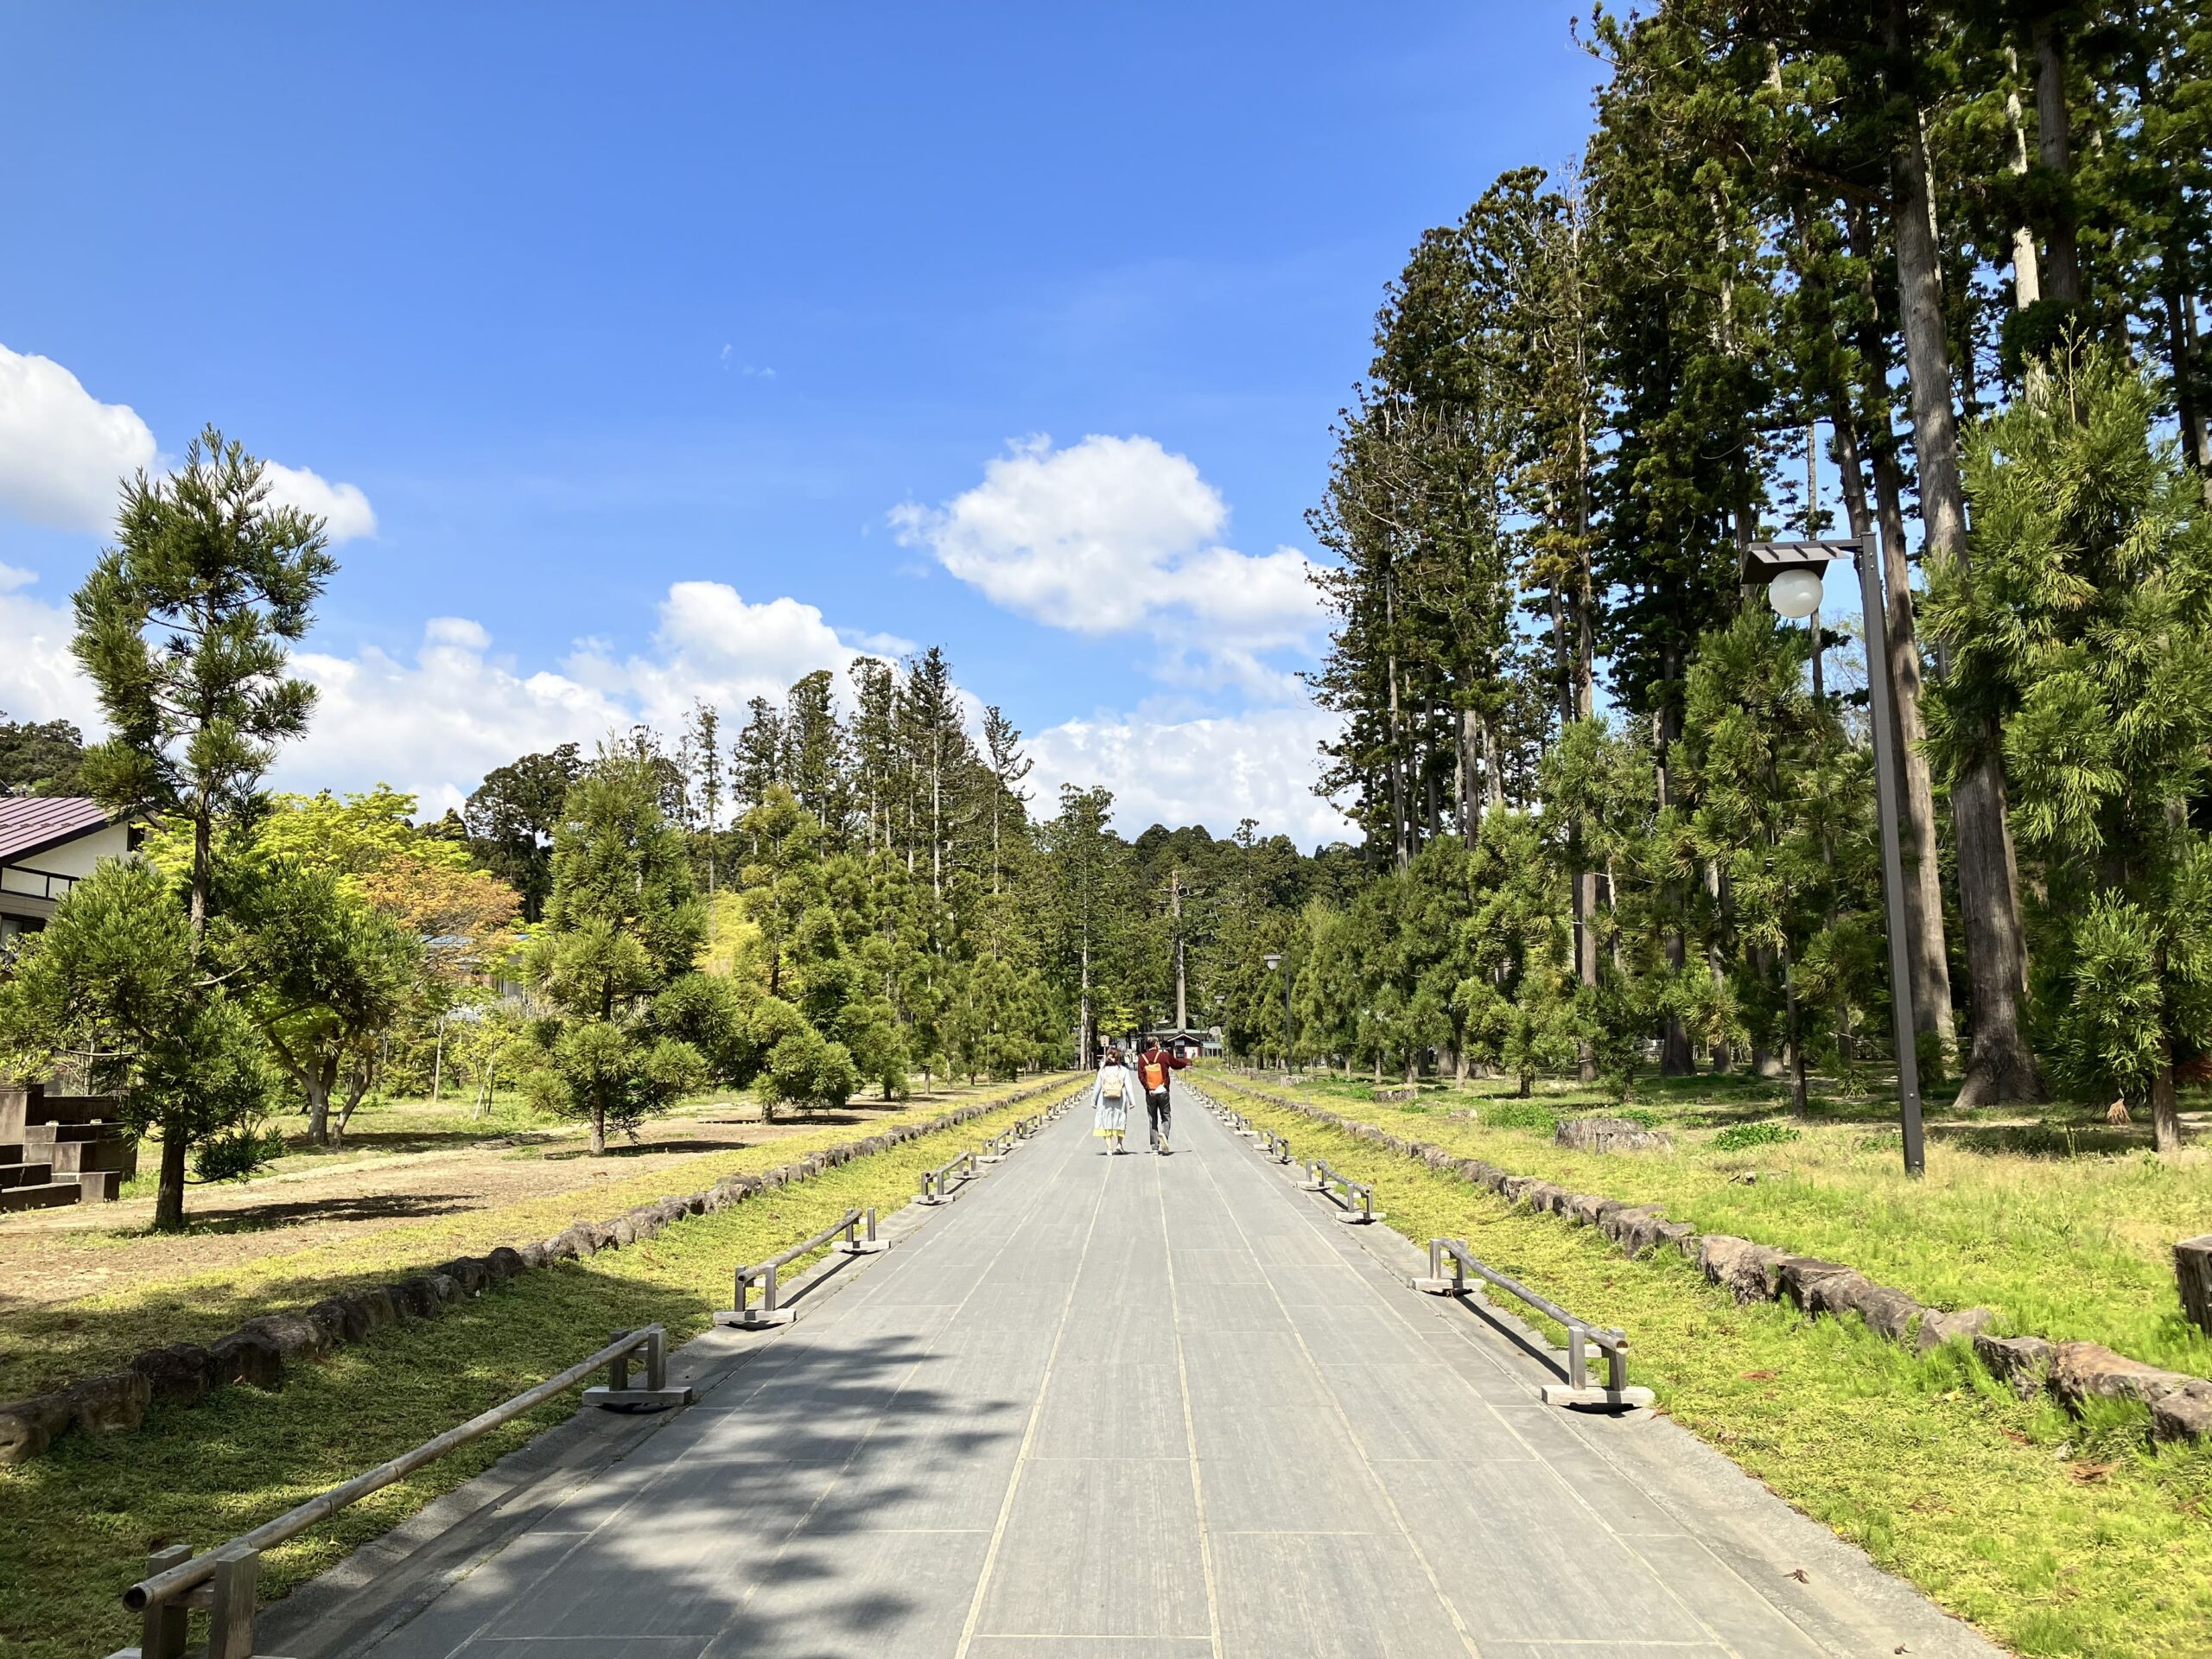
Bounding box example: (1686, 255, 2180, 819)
(1147, 1090, 1172, 1147)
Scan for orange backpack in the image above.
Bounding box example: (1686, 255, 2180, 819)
(1140, 1055, 1168, 1091)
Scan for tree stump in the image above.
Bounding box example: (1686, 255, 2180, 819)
(1554, 1116, 1675, 1154)
(2179, 1235, 2212, 1337)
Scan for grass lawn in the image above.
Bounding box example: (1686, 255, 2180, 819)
(0, 1073, 1077, 1402)
(1202, 1083, 2212, 1659)
(107, 1076, 1031, 1201)
(1207, 1067, 2212, 1379)
(0, 1082, 1082, 1659)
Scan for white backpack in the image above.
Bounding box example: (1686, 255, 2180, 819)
(1101, 1067, 1123, 1100)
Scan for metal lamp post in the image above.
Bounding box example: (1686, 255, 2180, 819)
(1263, 951, 1294, 1084)
(1741, 530, 1926, 1177)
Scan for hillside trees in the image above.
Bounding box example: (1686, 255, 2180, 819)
(466, 744, 583, 922)
(0, 715, 86, 797)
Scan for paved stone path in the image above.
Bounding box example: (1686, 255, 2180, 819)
(343, 1082, 1999, 1658)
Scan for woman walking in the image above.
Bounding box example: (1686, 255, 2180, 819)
(1091, 1046, 1133, 1154)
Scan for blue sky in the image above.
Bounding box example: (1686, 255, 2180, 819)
(0, 3, 1605, 843)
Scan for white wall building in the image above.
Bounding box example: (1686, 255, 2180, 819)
(0, 798, 139, 948)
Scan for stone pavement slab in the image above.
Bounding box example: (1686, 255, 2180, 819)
(283, 1081, 2002, 1659)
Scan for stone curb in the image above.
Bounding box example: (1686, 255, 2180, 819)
(1205, 1073, 2212, 1446)
(0, 1077, 1084, 1467)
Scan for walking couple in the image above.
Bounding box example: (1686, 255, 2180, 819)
(1091, 1039, 1187, 1154)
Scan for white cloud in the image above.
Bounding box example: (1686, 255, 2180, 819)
(0, 568, 101, 730)
(0, 340, 377, 543)
(890, 434, 1325, 677)
(0, 555, 1349, 843)
(261, 459, 378, 543)
(285, 628, 630, 814)
(565, 581, 889, 729)
(0, 566, 891, 814)
(1029, 705, 1353, 849)
(289, 582, 899, 811)
(0, 344, 158, 532)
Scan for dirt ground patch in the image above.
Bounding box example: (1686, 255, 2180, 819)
(0, 1087, 1019, 1318)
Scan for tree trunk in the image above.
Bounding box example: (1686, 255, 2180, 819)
(2031, 15, 2080, 305)
(1781, 944, 1809, 1119)
(190, 792, 212, 944)
(1078, 931, 1093, 1071)
(2187, 289, 2212, 492)
(2003, 48, 2042, 310)
(1481, 714, 1506, 813)
(1884, 40, 2040, 1103)
(312, 1071, 337, 1144)
(1575, 859, 1599, 1084)
(153, 1127, 188, 1232)
(1171, 871, 1187, 1030)
(2163, 279, 2212, 501)
(1749, 942, 1779, 1077)
(590, 1102, 607, 1155)
(1387, 649, 1408, 872)
(2152, 1044, 2184, 1155)
(338, 1066, 373, 1142)
(1830, 376, 1956, 1062)
(1459, 707, 1482, 842)
(1653, 670, 1694, 1077)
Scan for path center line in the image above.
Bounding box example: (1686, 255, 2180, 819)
(1185, 1085, 1484, 1658)
(950, 1112, 1113, 1659)
(1154, 1113, 1227, 1659)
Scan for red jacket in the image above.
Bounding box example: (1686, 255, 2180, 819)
(1135, 1046, 1188, 1094)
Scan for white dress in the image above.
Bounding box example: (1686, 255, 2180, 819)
(1091, 1062, 1132, 1137)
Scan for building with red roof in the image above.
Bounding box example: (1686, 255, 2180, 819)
(0, 798, 139, 948)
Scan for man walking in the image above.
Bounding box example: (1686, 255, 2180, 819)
(1135, 1035, 1189, 1154)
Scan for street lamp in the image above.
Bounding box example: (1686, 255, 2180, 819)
(1263, 951, 1294, 1084)
(1740, 530, 1926, 1177)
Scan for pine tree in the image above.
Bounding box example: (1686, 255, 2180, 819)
(63, 425, 333, 1227)
(1926, 344, 2212, 1149)
(519, 748, 709, 1153)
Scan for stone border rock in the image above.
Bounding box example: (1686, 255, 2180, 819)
(0, 1077, 1085, 1467)
(1202, 1073, 2212, 1446)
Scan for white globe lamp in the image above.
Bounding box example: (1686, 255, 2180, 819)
(1767, 566, 1825, 620)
